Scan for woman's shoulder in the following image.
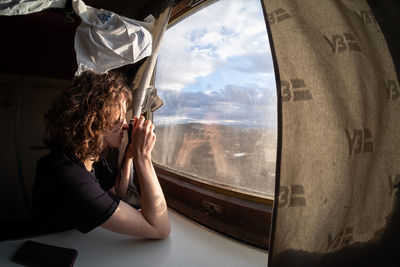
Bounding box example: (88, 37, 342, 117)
(36, 150, 88, 183)
(38, 149, 77, 167)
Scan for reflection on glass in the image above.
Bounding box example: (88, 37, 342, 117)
(152, 0, 276, 198)
(176, 113, 229, 177)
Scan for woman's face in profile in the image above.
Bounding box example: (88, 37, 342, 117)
(104, 98, 128, 148)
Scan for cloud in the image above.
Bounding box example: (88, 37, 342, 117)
(153, 115, 192, 125)
(155, 0, 274, 91)
(153, 0, 277, 129)
(155, 84, 277, 129)
(227, 53, 274, 74)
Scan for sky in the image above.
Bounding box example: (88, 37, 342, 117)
(154, 0, 277, 129)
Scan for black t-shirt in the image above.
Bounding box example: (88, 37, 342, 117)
(32, 151, 120, 233)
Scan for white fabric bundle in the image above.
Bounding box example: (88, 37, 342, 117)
(0, 0, 66, 15)
(72, 0, 154, 74)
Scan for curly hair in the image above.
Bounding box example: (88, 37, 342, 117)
(44, 71, 132, 162)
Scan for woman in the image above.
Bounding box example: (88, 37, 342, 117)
(33, 71, 170, 239)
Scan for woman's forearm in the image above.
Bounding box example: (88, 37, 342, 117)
(134, 156, 170, 236)
(115, 157, 132, 199)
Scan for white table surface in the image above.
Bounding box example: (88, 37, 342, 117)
(0, 209, 268, 267)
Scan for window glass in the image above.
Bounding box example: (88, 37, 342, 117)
(153, 0, 276, 198)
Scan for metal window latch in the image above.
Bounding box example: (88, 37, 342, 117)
(202, 200, 224, 215)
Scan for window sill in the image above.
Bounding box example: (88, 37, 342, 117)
(0, 209, 268, 266)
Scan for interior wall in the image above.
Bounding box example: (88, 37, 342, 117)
(0, 74, 68, 221)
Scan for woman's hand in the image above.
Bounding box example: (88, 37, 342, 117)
(175, 132, 205, 167)
(125, 116, 156, 160)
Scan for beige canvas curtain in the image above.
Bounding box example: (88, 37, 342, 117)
(261, 0, 400, 266)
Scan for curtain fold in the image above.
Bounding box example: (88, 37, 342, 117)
(118, 2, 173, 204)
(130, 2, 173, 119)
(262, 0, 400, 266)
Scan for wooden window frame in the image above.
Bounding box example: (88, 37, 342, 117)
(153, 0, 276, 250)
(155, 164, 273, 250)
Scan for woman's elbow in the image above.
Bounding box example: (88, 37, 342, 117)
(154, 223, 171, 239)
(162, 223, 171, 239)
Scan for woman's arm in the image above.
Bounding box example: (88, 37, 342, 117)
(101, 116, 170, 239)
(113, 157, 132, 199)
